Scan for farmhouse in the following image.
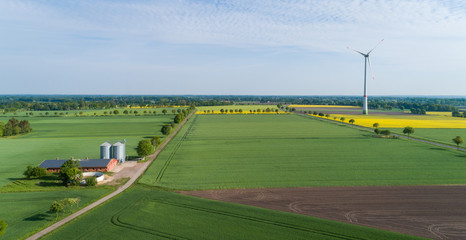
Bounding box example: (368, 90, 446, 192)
(39, 158, 118, 173)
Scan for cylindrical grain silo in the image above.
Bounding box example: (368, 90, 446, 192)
(100, 142, 112, 159)
(112, 142, 126, 163)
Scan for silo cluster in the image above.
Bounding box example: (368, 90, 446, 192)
(100, 141, 126, 163)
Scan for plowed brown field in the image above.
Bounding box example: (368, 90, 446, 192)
(180, 186, 466, 240)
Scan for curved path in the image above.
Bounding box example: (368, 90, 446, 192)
(27, 111, 195, 240)
(299, 113, 465, 152)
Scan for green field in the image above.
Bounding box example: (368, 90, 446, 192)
(44, 185, 419, 240)
(140, 114, 466, 190)
(196, 104, 280, 112)
(0, 188, 111, 240)
(0, 115, 174, 187)
(389, 128, 466, 147)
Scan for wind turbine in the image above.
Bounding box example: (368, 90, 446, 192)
(347, 39, 383, 115)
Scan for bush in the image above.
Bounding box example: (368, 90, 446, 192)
(380, 130, 391, 136)
(86, 176, 97, 186)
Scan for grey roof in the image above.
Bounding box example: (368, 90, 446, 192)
(100, 142, 112, 147)
(112, 142, 124, 146)
(39, 159, 113, 169)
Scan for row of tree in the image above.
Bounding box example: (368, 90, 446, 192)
(0, 118, 32, 137)
(136, 106, 195, 157)
(0, 95, 231, 112)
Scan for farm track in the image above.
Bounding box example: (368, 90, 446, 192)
(297, 113, 466, 152)
(154, 115, 197, 184)
(26, 111, 196, 240)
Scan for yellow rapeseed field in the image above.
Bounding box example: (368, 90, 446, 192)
(196, 110, 287, 115)
(289, 104, 360, 108)
(317, 113, 466, 128)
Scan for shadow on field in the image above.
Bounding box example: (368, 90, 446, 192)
(430, 147, 447, 151)
(37, 181, 63, 187)
(24, 213, 51, 221)
(8, 177, 22, 181)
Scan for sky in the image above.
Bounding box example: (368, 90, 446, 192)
(1, 0, 466, 96)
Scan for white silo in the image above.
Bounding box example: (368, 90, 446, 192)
(100, 142, 112, 159)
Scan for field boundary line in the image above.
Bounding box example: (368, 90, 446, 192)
(297, 112, 466, 152)
(26, 110, 196, 240)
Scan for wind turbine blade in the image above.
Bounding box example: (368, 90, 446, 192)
(347, 46, 366, 56)
(367, 39, 384, 55)
(367, 57, 375, 81)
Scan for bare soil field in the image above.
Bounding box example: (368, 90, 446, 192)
(180, 186, 466, 240)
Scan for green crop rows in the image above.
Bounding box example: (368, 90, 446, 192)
(141, 114, 466, 190)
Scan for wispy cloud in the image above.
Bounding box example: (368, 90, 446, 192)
(2, 0, 466, 50)
(1, 0, 466, 95)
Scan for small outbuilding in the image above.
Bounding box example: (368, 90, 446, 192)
(39, 158, 118, 173)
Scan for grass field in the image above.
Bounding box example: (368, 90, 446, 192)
(0, 115, 174, 187)
(140, 114, 466, 190)
(44, 185, 420, 240)
(0, 188, 111, 240)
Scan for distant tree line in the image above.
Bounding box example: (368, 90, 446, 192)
(0, 95, 232, 113)
(0, 118, 32, 137)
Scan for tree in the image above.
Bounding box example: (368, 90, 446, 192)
(60, 159, 82, 186)
(123, 110, 129, 115)
(33, 167, 47, 178)
(325, 114, 330, 118)
(380, 130, 391, 136)
(86, 176, 97, 186)
(0, 122, 4, 137)
(172, 109, 176, 114)
(349, 119, 355, 124)
(24, 166, 47, 179)
(174, 114, 183, 123)
(137, 139, 154, 157)
(162, 109, 167, 115)
(161, 124, 172, 135)
(403, 126, 415, 138)
(50, 201, 64, 219)
(151, 136, 161, 149)
(374, 128, 381, 135)
(373, 123, 379, 128)
(113, 110, 119, 115)
(0, 220, 8, 236)
(340, 117, 346, 122)
(24, 165, 34, 179)
(452, 136, 464, 150)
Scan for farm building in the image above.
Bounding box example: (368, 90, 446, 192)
(39, 158, 118, 173)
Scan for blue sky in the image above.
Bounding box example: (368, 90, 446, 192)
(1, 0, 466, 95)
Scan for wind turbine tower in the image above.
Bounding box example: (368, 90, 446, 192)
(348, 39, 383, 115)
